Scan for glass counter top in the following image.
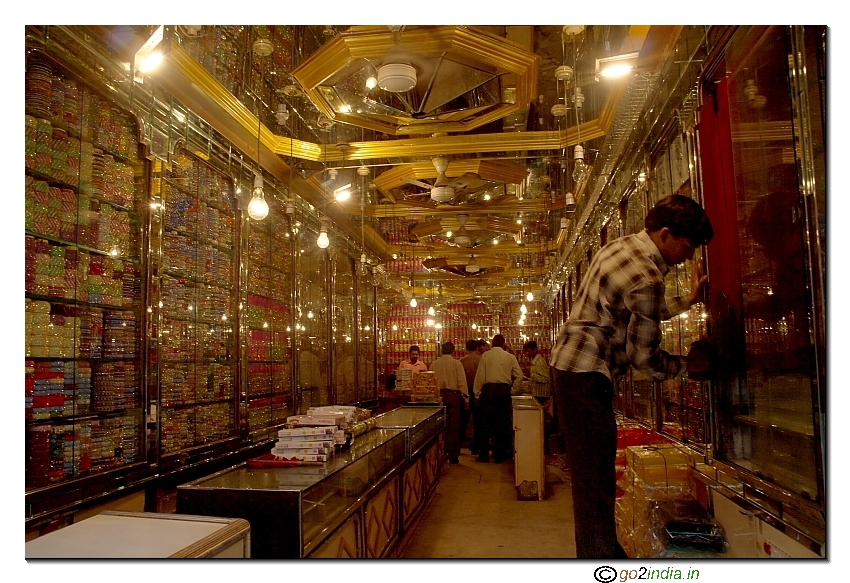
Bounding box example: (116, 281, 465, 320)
(179, 428, 405, 492)
(373, 406, 443, 429)
(373, 406, 444, 456)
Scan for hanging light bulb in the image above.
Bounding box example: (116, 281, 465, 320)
(426, 318, 435, 327)
(275, 103, 290, 125)
(520, 303, 528, 315)
(560, 216, 569, 229)
(572, 86, 585, 109)
(428, 306, 435, 316)
(316, 224, 330, 248)
(565, 191, 576, 212)
(307, 310, 314, 319)
(247, 173, 269, 220)
(409, 297, 418, 308)
(572, 145, 588, 184)
(526, 291, 534, 302)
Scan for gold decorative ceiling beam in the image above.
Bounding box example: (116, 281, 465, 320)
(292, 25, 539, 136)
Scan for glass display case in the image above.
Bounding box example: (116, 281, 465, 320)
(700, 26, 825, 505)
(442, 302, 492, 359)
(25, 50, 146, 489)
(295, 231, 330, 412)
(148, 149, 239, 460)
(357, 270, 377, 404)
(373, 406, 446, 457)
(383, 303, 440, 373)
(500, 299, 550, 378)
(243, 201, 294, 440)
(176, 428, 407, 558)
(332, 252, 357, 405)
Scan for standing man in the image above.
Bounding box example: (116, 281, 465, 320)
(398, 345, 428, 373)
(459, 339, 484, 453)
(431, 342, 468, 464)
(524, 340, 553, 454)
(549, 194, 714, 558)
(523, 340, 551, 406)
(473, 334, 523, 463)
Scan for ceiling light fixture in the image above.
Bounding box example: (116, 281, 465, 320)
(275, 103, 290, 125)
(378, 63, 416, 92)
(595, 51, 640, 80)
(333, 183, 352, 202)
(453, 214, 472, 247)
(133, 25, 169, 83)
(377, 26, 417, 92)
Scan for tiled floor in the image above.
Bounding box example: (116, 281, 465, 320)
(398, 452, 577, 558)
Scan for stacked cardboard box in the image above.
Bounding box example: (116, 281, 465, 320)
(616, 444, 693, 558)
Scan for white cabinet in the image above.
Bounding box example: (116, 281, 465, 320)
(512, 395, 545, 500)
(25, 511, 250, 558)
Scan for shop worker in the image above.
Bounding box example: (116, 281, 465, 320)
(549, 194, 714, 559)
(399, 345, 428, 373)
(460, 339, 484, 454)
(473, 334, 523, 464)
(431, 341, 468, 464)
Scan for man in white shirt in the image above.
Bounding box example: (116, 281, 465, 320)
(431, 341, 468, 464)
(473, 334, 523, 463)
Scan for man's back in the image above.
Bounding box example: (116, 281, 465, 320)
(459, 352, 481, 394)
(549, 230, 686, 382)
(431, 354, 466, 392)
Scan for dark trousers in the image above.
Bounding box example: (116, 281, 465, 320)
(476, 383, 513, 462)
(440, 389, 465, 462)
(461, 393, 474, 447)
(553, 369, 625, 559)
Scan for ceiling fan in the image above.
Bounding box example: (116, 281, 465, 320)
(401, 156, 495, 204)
(422, 252, 503, 278)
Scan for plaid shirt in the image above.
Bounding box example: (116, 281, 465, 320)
(549, 230, 688, 382)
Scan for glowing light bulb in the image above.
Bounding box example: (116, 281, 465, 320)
(410, 297, 418, 308)
(307, 310, 314, 319)
(520, 304, 528, 315)
(139, 51, 163, 73)
(317, 227, 329, 249)
(248, 174, 269, 220)
(572, 145, 588, 184)
(526, 291, 534, 302)
(365, 75, 378, 90)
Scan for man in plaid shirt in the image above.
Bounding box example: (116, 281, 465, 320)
(549, 195, 714, 558)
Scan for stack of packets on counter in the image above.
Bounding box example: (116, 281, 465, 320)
(272, 426, 337, 463)
(615, 443, 726, 558)
(306, 406, 376, 438)
(395, 368, 413, 392)
(411, 370, 439, 403)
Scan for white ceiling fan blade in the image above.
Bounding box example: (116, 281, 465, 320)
(401, 177, 433, 189)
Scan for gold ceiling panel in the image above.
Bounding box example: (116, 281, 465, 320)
(291, 25, 539, 136)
